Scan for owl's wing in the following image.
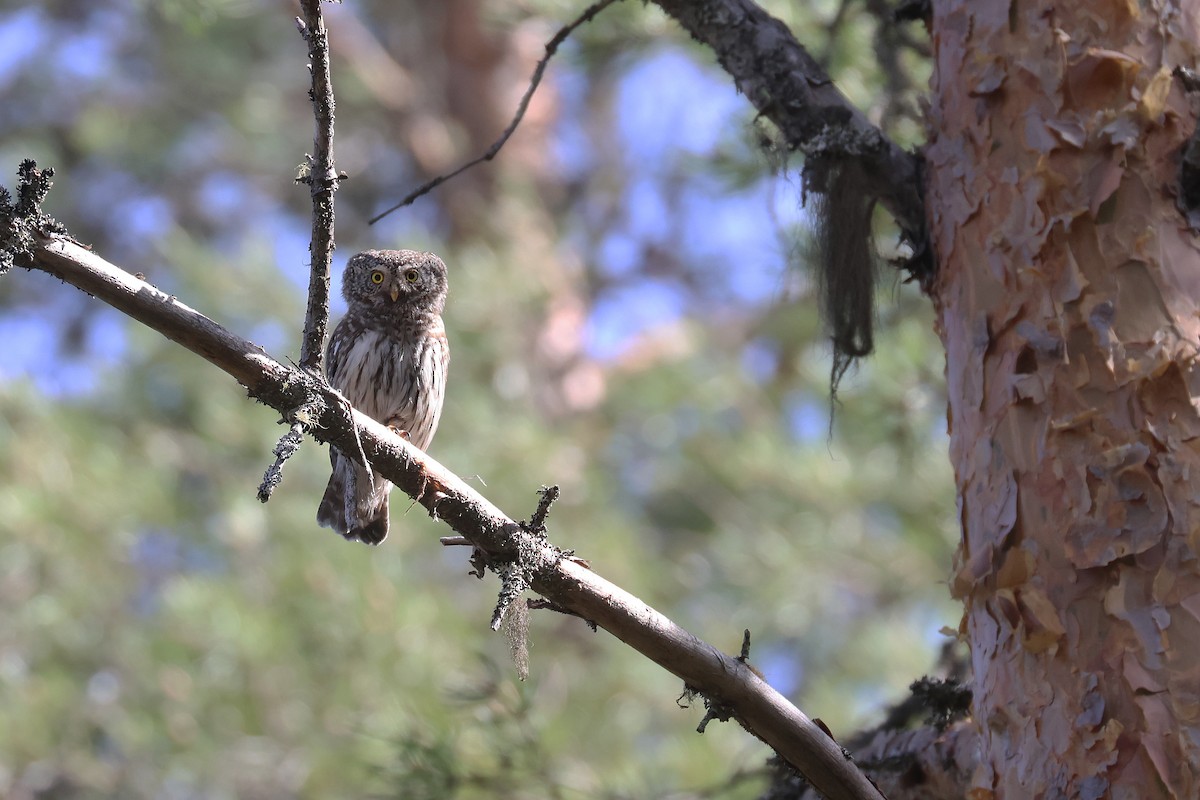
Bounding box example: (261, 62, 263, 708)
(324, 315, 353, 386)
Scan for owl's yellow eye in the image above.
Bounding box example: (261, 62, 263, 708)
(370, 271, 385, 284)
(404, 269, 420, 283)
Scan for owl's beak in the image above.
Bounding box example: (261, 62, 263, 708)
(390, 285, 401, 303)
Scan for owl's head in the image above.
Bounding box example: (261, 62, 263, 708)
(342, 249, 448, 316)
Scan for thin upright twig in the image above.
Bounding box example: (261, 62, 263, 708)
(296, 0, 340, 375)
(368, 0, 624, 225)
(258, 1, 342, 503)
(526, 484, 560, 537)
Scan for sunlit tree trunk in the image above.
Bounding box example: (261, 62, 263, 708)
(927, 1, 1200, 796)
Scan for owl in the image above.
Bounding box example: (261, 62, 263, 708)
(317, 249, 450, 544)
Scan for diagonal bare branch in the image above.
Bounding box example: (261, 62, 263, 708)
(23, 231, 886, 800)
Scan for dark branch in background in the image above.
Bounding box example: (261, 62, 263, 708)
(295, 0, 340, 374)
(259, 0, 341, 503)
(646, 0, 930, 259)
(649, 0, 933, 395)
(810, 0, 932, 397)
(368, 0, 625, 225)
(1, 168, 885, 798)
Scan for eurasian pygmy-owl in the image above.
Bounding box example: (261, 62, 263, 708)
(317, 249, 450, 545)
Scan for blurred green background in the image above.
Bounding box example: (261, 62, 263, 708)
(0, 1, 954, 797)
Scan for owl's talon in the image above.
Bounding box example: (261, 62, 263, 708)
(385, 418, 412, 440)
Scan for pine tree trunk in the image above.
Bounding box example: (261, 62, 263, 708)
(926, 1, 1200, 796)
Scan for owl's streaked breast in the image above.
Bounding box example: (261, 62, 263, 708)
(327, 317, 448, 452)
(333, 328, 394, 418)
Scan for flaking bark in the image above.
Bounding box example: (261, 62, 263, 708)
(927, 0, 1200, 795)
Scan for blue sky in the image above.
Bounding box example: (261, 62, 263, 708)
(568, 48, 808, 358)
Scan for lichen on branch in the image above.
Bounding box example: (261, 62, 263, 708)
(0, 160, 67, 275)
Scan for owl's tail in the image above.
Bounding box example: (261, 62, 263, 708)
(317, 452, 391, 545)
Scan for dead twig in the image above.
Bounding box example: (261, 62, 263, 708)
(258, 400, 321, 501)
(368, 0, 625, 224)
(526, 484, 560, 538)
(259, 1, 343, 503)
(295, 1, 340, 375)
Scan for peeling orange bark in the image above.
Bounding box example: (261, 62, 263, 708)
(926, 1, 1200, 797)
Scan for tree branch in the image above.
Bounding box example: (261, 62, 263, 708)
(21, 231, 886, 800)
(649, 0, 925, 244)
(295, 0, 339, 375)
(258, 1, 341, 503)
(368, 0, 624, 225)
